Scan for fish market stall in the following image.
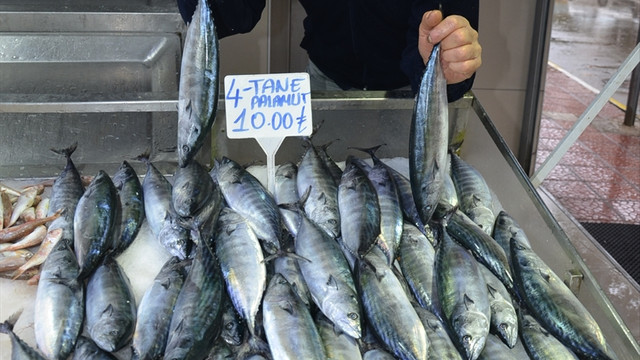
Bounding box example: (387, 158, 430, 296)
(1, 90, 639, 359)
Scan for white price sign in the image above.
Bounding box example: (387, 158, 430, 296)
(224, 73, 313, 139)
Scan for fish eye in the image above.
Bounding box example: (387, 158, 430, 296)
(462, 335, 472, 344)
(348, 312, 358, 320)
(225, 322, 234, 330)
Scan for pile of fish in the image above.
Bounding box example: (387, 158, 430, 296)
(0, 0, 621, 358)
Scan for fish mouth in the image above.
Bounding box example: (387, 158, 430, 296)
(498, 322, 518, 348)
(462, 334, 487, 360)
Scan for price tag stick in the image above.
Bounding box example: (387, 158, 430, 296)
(256, 137, 285, 195)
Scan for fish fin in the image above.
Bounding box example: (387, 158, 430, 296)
(463, 294, 476, 310)
(348, 144, 386, 163)
(280, 301, 295, 315)
(326, 275, 339, 290)
(50, 142, 78, 158)
(0, 309, 23, 334)
(102, 304, 114, 317)
(486, 284, 497, 298)
(539, 269, 552, 283)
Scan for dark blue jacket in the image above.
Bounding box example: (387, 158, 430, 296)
(177, 0, 478, 100)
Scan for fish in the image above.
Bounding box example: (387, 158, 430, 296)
(262, 273, 327, 360)
(274, 162, 299, 205)
(433, 154, 459, 221)
(363, 349, 397, 360)
(12, 228, 63, 279)
(296, 142, 341, 239)
(449, 152, 495, 234)
(273, 233, 311, 308)
(478, 264, 518, 348)
(172, 159, 214, 217)
(19, 207, 36, 223)
(8, 185, 40, 227)
(34, 239, 84, 360)
(492, 210, 531, 265)
(316, 141, 344, 184)
(357, 251, 428, 360)
(72, 336, 118, 360)
(397, 222, 437, 312)
(293, 208, 362, 339)
(139, 154, 191, 260)
(409, 43, 449, 225)
(316, 312, 363, 360)
(510, 238, 617, 360)
(436, 228, 490, 360)
(353, 146, 404, 266)
(519, 311, 579, 360)
(47, 143, 85, 248)
(111, 160, 145, 256)
(85, 256, 137, 352)
(73, 170, 118, 279)
(1, 191, 12, 230)
(413, 305, 463, 360)
(0, 309, 47, 360)
(0, 225, 47, 252)
(0, 244, 32, 273)
(177, 0, 219, 167)
(213, 157, 282, 255)
(215, 207, 267, 337)
(447, 209, 513, 292)
(220, 293, 245, 346)
(338, 155, 380, 259)
(131, 256, 188, 360)
(0, 210, 61, 244)
(34, 198, 49, 219)
(164, 238, 225, 359)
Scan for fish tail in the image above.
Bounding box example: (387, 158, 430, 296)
(0, 309, 23, 334)
(348, 144, 387, 161)
(50, 142, 78, 159)
(134, 150, 151, 165)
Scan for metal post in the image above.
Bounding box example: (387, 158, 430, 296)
(623, 23, 640, 127)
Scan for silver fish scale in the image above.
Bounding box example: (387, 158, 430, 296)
(132, 257, 187, 360)
(262, 274, 327, 360)
(34, 240, 84, 360)
(172, 159, 214, 218)
(296, 145, 340, 239)
(112, 160, 144, 256)
(358, 252, 428, 360)
(177, 0, 219, 168)
(492, 210, 531, 265)
(274, 162, 299, 205)
(215, 157, 282, 255)
(215, 207, 266, 337)
(338, 158, 380, 258)
(436, 230, 490, 360)
(47, 145, 84, 243)
(409, 44, 449, 226)
(295, 211, 361, 339)
(510, 238, 615, 360)
(316, 312, 363, 360)
(85, 256, 136, 352)
(398, 222, 436, 312)
(367, 163, 403, 266)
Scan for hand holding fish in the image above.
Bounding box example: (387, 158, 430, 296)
(419, 10, 482, 85)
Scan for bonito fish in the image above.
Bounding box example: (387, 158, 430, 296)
(111, 160, 144, 256)
(409, 43, 449, 225)
(510, 238, 617, 360)
(1, 310, 46, 360)
(177, 0, 219, 167)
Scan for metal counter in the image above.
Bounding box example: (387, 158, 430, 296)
(1, 92, 639, 359)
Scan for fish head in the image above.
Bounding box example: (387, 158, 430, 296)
(493, 304, 518, 348)
(90, 321, 131, 352)
(158, 221, 191, 260)
(451, 310, 489, 360)
(467, 206, 495, 235)
(322, 289, 362, 339)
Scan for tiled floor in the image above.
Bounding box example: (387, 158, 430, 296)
(536, 65, 640, 225)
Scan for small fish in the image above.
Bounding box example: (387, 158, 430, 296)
(262, 274, 327, 360)
(12, 228, 63, 280)
(177, 0, 219, 167)
(436, 229, 490, 360)
(73, 170, 118, 279)
(0, 191, 11, 229)
(9, 185, 40, 227)
(34, 198, 49, 219)
(510, 238, 617, 360)
(85, 256, 137, 352)
(409, 43, 449, 225)
(0, 209, 62, 244)
(111, 160, 145, 256)
(0, 309, 46, 360)
(19, 207, 36, 222)
(1, 225, 47, 252)
(0, 244, 32, 273)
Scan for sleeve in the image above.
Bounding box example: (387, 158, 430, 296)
(176, 0, 266, 39)
(400, 0, 479, 101)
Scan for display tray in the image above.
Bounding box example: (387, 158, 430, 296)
(1, 93, 638, 359)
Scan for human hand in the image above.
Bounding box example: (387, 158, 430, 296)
(418, 10, 482, 85)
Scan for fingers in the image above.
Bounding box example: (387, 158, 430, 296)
(419, 11, 482, 84)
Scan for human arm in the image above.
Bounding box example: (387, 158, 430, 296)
(176, 0, 266, 38)
(401, 2, 481, 101)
